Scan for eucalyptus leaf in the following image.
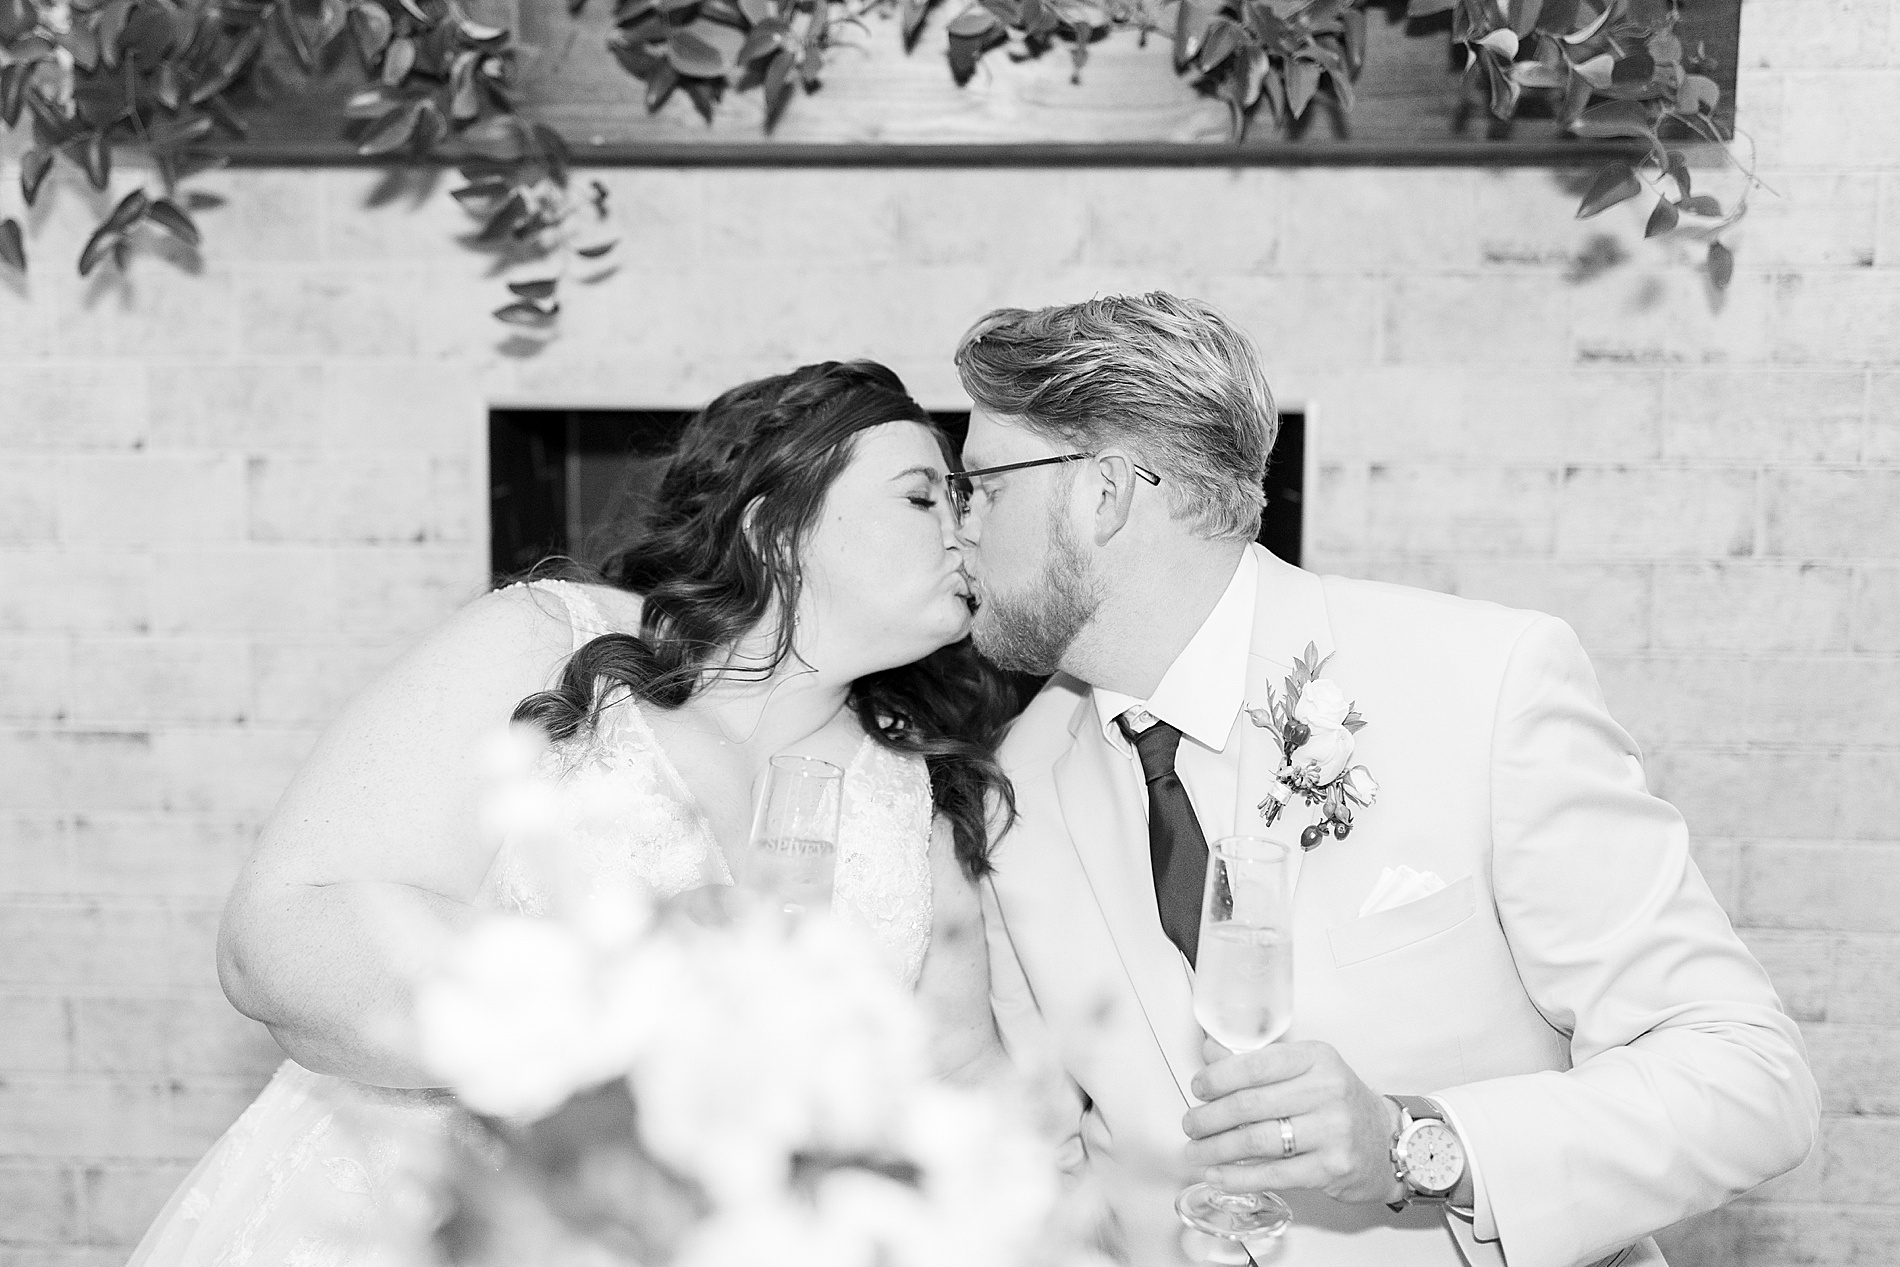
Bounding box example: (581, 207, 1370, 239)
(576, 240, 615, 258)
(494, 299, 559, 326)
(1286, 57, 1317, 118)
(1679, 194, 1721, 216)
(1571, 98, 1651, 139)
(20, 149, 52, 206)
(274, 1, 315, 71)
(344, 87, 398, 116)
(947, 6, 1000, 38)
(0, 218, 24, 272)
(665, 27, 724, 76)
(1643, 197, 1677, 238)
(188, 26, 263, 103)
(1574, 161, 1640, 218)
(1677, 72, 1718, 114)
(146, 197, 200, 246)
(736, 0, 772, 21)
(95, 0, 132, 69)
(79, 226, 123, 277)
(1196, 18, 1238, 72)
(351, 2, 392, 61)
(1707, 241, 1732, 290)
(82, 130, 111, 190)
(1611, 50, 1652, 85)
(1341, 7, 1364, 73)
(1664, 149, 1691, 199)
(356, 99, 421, 154)
(314, 0, 350, 50)
(381, 35, 416, 84)
(508, 277, 558, 299)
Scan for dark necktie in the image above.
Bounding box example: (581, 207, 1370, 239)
(1117, 713, 1208, 967)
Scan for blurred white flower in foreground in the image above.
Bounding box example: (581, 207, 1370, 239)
(408, 725, 1091, 1267)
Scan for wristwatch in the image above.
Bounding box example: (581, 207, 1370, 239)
(1386, 1094, 1466, 1212)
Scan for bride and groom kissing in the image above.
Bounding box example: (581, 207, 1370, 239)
(131, 292, 1818, 1267)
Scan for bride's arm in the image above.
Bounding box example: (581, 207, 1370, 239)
(217, 587, 579, 1088)
(916, 816, 1011, 1086)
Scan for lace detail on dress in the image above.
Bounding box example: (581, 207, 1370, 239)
(834, 739, 934, 989)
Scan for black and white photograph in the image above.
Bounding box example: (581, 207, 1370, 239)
(0, 0, 1893, 1262)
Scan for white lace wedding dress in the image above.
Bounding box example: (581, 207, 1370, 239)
(126, 580, 938, 1267)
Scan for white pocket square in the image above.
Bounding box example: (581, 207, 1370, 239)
(1358, 865, 1447, 918)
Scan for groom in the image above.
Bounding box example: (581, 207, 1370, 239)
(952, 293, 1819, 1267)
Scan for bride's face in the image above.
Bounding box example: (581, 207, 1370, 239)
(792, 420, 974, 678)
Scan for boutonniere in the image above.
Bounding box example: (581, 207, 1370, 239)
(1247, 643, 1379, 851)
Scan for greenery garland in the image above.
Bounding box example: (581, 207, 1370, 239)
(0, 0, 1752, 327)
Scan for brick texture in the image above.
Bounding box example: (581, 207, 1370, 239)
(0, 0, 1895, 1258)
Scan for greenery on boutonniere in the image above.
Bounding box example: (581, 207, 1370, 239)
(1249, 642, 1378, 852)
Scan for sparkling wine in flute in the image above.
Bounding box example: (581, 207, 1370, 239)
(1193, 923, 1294, 1052)
(1175, 834, 1297, 1244)
(743, 836, 836, 918)
(738, 755, 843, 919)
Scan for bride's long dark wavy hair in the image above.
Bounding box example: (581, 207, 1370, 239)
(512, 360, 1018, 879)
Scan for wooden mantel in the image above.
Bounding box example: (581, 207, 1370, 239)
(224, 0, 1740, 166)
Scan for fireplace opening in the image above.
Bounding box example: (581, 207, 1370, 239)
(490, 409, 1306, 585)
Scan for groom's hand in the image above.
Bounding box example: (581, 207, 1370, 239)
(1182, 1038, 1405, 1206)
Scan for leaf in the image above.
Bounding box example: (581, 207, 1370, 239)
(314, 0, 350, 50)
(644, 61, 679, 110)
(344, 87, 398, 117)
(1286, 57, 1318, 118)
(736, 0, 772, 19)
(1572, 51, 1612, 89)
(1510, 0, 1541, 36)
(95, 0, 132, 68)
(351, 2, 392, 61)
(1677, 72, 1718, 114)
(901, 0, 927, 43)
(576, 240, 615, 258)
(1574, 161, 1640, 218)
(476, 190, 527, 239)
(947, 5, 999, 37)
(1512, 59, 1565, 89)
(381, 35, 416, 83)
(0, 218, 23, 272)
(79, 226, 124, 277)
(1476, 28, 1517, 59)
(0, 62, 28, 129)
(274, 0, 315, 71)
(1405, 0, 1454, 15)
(1610, 50, 1653, 85)
(1341, 6, 1364, 73)
(20, 148, 53, 206)
(1663, 149, 1691, 199)
(154, 62, 182, 111)
(1561, 1, 1610, 43)
(1197, 18, 1239, 72)
(146, 198, 200, 246)
(1643, 197, 1677, 238)
(762, 46, 794, 117)
(102, 188, 151, 234)
(356, 99, 421, 154)
(189, 26, 264, 103)
(1706, 241, 1732, 290)
(1679, 194, 1722, 217)
(458, 12, 506, 40)
(394, 0, 428, 20)
(508, 277, 558, 299)
(82, 130, 111, 190)
(1571, 98, 1651, 139)
(494, 299, 559, 325)
(450, 49, 481, 118)
(665, 27, 724, 76)
(738, 21, 783, 61)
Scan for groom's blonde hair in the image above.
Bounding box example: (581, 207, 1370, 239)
(953, 292, 1276, 542)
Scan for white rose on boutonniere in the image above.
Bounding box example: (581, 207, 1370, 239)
(1250, 643, 1376, 850)
(1293, 678, 1352, 731)
(1290, 723, 1354, 783)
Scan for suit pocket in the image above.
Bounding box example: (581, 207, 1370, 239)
(1327, 875, 1477, 968)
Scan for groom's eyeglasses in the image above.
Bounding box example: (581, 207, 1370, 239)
(947, 453, 1161, 522)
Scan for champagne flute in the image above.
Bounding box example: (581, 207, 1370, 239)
(1177, 834, 1296, 1243)
(734, 755, 843, 918)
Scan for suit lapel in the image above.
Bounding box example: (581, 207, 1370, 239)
(1051, 708, 1203, 1106)
(1231, 547, 1339, 899)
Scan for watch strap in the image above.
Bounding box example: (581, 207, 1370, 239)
(1386, 1094, 1463, 1212)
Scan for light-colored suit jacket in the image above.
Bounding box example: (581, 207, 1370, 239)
(982, 547, 1819, 1267)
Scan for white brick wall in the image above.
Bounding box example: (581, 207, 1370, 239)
(0, 0, 1894, 1257)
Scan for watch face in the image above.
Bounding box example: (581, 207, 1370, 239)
(1403, 1121, 1464, 1194)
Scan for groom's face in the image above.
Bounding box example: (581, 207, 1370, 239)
(956, 407, 1102, 675)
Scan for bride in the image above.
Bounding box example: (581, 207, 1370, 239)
(128, 360, 1023, 1266)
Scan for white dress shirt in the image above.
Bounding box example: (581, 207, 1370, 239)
(1089, 547, 1503, 1246)
(1093, 547, 1258, 841)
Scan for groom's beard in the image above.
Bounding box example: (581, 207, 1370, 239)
(971, 511, 1102, 676)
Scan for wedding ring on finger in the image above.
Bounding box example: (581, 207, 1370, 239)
(1278, 1116, 1297, 1158)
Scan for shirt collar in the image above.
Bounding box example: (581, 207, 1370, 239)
(1095, 548, 1258, 754)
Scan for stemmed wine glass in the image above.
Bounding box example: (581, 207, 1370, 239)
(733, 754, 843, 918)
(1177, 834, 1297, 1243)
